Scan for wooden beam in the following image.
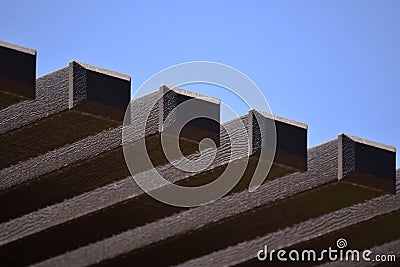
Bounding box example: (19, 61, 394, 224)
(0, 40, 36, 101)
(0, 110, 308, 265)
(177, 193, 400, 267)
(338, 134, 396, 193)
(29, 139, 336, 267)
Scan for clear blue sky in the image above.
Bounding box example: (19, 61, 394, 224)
(1, 1, 399, 166)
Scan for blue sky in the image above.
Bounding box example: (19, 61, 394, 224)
(1, 1, 399, 166)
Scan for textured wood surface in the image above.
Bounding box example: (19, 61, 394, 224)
(307, 210, 399, 266)
(0, 116, 239, 246)
(69, 61, 131, 121)
(29, 139, 336, 267)
(0, 111, 307, 267)
(0, 88, 177, 190)
(1, 43, 397, 267)
(0, 59, 132, 134)
(95, 182, 382, 267)
(239, 208, 400, 266)
(0, 134, 199, 223)
(0, 110, 306, 246)
(0, 66, 70, 134)
(178, 193, 400, 267)
(0, 109, 119, 170)
(0, 126, 122, 190)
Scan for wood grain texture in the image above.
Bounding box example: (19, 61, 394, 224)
(0, 67, 70, 134)
(0, 134, 200, 223)
(95, 182, 382, 267)
(0, 58, 133, 134)
(177, 193, 400, 267)
(240, 206, 400, 266)
(160, 85, 221, 145)
(0, 126, 122, 190)
(0, 113, 307, 267)
(250, 110, 307, 171)
(0, 101, 229, 247)
(0, 86, 193, 190)
(0, 158, 298, 265)
(0, 118, 220, 246)
(0, 83, 395, 267)
(6, 46, 397, 267)
(1, 78, 394, 267)
(69, 61, 131, 121)
(0, 110, 307, 248)
(0, 110, 119, 170)
(30, 140, 336, 267)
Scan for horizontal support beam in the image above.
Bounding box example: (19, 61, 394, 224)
(0, 126, 122, 191)
(0, 111, 308, 264)
(282, 209, 400, 266)
(178, 193, 400, 267)
(0, 66, 70, 134)
(0, 134, 201, 223)
(0, 110, 119, 171)
(29, 139, 336, 267)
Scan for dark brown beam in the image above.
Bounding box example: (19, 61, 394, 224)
(0, 134, 199, 223)
(0, 59, 131, 135)
(0, 109, 119, 170)
(255, 209, 400, 266)
(34, 136, 333, 267)
(69, 61, 131, 122)
(338, 134, 396, 194)
(178, 193, 400, 267)
(0, 111, 308, 266)
(0, 40, 36, 102)
(96, 182, 382, 267)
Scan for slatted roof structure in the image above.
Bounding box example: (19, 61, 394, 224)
(0, 40, 398, 266)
